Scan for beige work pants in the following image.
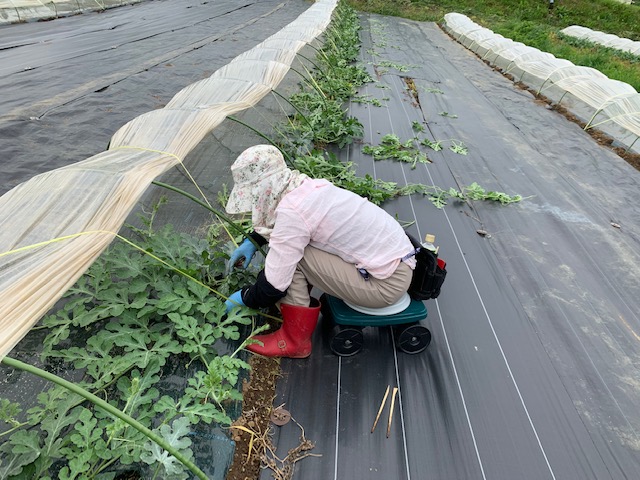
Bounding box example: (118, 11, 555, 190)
(280, 245, 413, 307)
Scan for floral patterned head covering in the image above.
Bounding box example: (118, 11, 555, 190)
(226, 145, 307, 237)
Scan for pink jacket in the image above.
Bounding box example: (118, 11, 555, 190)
(264, 178, 416, 291)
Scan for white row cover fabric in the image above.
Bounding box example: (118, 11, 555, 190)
(443, 12, 640, 147)
(561, 25, 640, 56)
(0, 0, 339, 360)
(596, 95, 640, 134)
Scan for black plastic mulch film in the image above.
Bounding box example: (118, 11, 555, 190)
(264, 13, 640, 480)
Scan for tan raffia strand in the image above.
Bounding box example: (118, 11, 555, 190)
(0, 0, 339, 360)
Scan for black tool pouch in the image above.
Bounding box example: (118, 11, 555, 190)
(406, 233, 447, 301)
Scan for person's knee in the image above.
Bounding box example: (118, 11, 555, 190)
(380, 289, 405, 306)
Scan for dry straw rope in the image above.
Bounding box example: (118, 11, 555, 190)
(0, 0, 339, 360)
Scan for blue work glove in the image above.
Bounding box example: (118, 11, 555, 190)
(227, 238, 258, 272)
(225, 290, 245, 313)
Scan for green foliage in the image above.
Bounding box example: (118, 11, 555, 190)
(424, 184, 523, 209)
(461, 182, 523, 204)
(279, 2, 370, 154)
(0, 389, 86, 479)
(422, 86, 444, 94)
(374, 60, 415, 73)
(58, 409, 105, 480)
(291, 150, 522, 209)
(292, 150, 428, 205)
(352, 94, 383, 107)
(188, 356, 249, 407)
(420, 137, 468, 155)
(270, 3, 426, 203)
(140, 417, 193, 480)
(0, 430, 42, 479)
(286, 92, 365, 150)
(412, 121, 426, 132)
(449, 140, 469, 155)
(1, 213, 258, 479)
(362, 134, 431, 169)
(0, 399, 22, 429)
(421, 138, 443, 152)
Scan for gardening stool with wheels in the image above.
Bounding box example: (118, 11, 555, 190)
(321, 293, 431, 356)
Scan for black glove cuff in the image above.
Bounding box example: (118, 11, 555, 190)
(248, 231, 268, 247)
(242, 270, 286, 309)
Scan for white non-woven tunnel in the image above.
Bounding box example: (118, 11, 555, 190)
(442, 13, 640, 153)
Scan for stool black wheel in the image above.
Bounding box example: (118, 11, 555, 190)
(395, 324, 431, 354)
(330, 325, 364, 357)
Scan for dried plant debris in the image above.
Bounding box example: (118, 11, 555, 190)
(261, 418, 320, 480)
(230, 406, 319, 480)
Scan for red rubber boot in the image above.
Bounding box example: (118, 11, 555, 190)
(247, 298, 321, 358)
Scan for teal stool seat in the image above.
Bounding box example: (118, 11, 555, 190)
(325, 294, 427, 326)
(321, 294, 431, 356)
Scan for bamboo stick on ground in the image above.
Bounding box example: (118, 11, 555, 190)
(371, 385, 390, 433)
(387, 387, 398, 438)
